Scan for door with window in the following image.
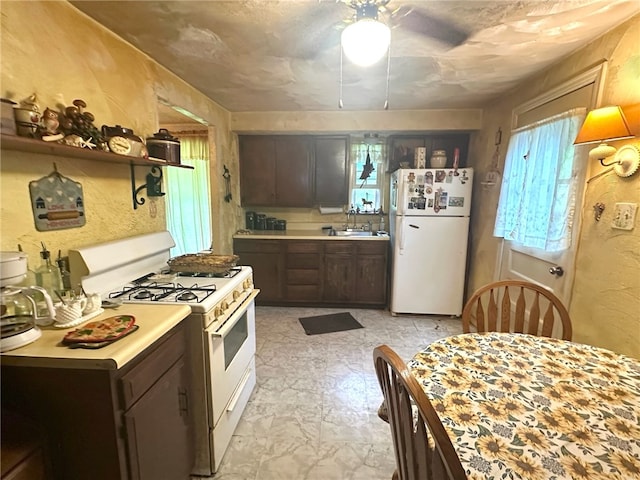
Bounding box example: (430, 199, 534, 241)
(495, 109, 586, 307)
(494, 68, 604, 307)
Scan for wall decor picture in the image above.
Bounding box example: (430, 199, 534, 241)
(29, 163, 86, 231)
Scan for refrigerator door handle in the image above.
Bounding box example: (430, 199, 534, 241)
(399, 217, 406, 254)
(408, 224, 419, 229)
(398, 176, 407, 215)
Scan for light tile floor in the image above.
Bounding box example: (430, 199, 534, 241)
(210, 306, 463, 480)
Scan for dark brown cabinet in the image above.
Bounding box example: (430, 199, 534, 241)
(285, 242, 322, 302)
(239, 135, 348, 207)
(314, 136, 349, 206)
(0, 324, 193, 480)
(239, 135, 313, 207)
(233, 239, 283, 303)
(323, 242, 356, 303)
(234, 238, 388, 308)
(354, 242, 388, 304)
(388, 133, 470, 172)
(324, 241, 388, 306)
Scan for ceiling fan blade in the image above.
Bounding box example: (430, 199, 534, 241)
(286, 2, 349, 59)
(391, 5, 468, 47)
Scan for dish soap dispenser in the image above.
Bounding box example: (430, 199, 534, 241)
(35, 242, 63, 299)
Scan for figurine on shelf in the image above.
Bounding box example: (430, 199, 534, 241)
(57, 98, 105, 149)
(40, 107, 64, 142)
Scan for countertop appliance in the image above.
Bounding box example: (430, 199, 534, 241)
(389, 168, 474, 315)
(1, 252, 56, 352)
(69, 231, 258, 475)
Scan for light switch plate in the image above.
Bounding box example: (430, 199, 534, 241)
(611, 202, 637, 230)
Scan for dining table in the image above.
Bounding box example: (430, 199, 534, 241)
(408, 332, 640, 480)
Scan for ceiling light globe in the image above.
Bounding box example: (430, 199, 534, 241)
(341, 19, 390, 67)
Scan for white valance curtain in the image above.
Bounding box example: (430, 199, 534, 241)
(493, 108, 586, 251)
(165, 135, 212, 256)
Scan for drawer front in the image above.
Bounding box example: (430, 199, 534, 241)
(120, 325, 185, 410)
(357, 242, 388, 255)
(234, 239, 280, 254)
(286, 285, 320, 301)
(287, 269, 319, 285)
(287, 253, 319, 269)
(286, 242, 320, 254)
(325, 242, 355, 255)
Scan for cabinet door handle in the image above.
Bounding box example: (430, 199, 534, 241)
(178, 387, 189, 417)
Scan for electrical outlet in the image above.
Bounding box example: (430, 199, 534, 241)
(611, 202, 637, 231)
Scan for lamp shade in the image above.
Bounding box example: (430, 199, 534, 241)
(341, 18, 390, 67)
(573, 106, 633, 145)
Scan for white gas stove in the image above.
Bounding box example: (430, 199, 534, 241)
(69, 231, 258, 475)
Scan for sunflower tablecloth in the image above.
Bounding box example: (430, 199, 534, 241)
(408, 332, 640, 480)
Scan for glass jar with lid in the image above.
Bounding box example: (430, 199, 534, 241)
(430, 150, 447, 168)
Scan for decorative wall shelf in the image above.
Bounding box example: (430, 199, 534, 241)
(2, 134, 193, 211)
(1, 134, 193, 170)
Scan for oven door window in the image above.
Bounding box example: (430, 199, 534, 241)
(224, 311, 248, 369)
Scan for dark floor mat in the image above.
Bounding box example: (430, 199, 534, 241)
(299, 312, 363, 335)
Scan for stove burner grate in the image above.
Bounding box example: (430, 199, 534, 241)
(109, 281, 217, 304)
(177, 266, 242, 279)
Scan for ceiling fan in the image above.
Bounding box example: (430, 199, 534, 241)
(347, 0, 468, 49)
(297, 0, 469, 62)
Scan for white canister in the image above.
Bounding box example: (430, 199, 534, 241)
(430, 150, 447, 168)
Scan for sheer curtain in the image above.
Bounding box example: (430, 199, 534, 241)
(494, 108, 586, 251)
(165, 135, 212, 256)
(350, 142, 385, 211)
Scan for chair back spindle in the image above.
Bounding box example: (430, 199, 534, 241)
(462, 280, 572, 340)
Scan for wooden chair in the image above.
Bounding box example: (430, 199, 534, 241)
(462, 280, 572, 340)
(373, 345, 467, 480)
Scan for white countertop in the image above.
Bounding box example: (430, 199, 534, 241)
(0, 304, 191, 370)
(234, 229, 390, 240)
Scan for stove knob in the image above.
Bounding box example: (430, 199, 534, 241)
(220, 301, 229, 311)
(214, 306, 222, 318)
(233, 290, 240, 301)
(243, 280, 250, 290)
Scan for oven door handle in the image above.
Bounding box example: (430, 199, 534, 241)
(226, 366, 252, 413)
(208, 289, 259, 338)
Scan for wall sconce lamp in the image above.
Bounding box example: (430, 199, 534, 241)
(574, 106, 638, 177)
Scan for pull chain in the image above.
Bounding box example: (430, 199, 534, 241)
(339, 45, 344, 109)
(383, 43, 391, 110)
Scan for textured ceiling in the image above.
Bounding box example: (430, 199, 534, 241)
(71, 0, 639, 113)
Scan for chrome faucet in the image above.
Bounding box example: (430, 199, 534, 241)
(346, 205, 357, 230)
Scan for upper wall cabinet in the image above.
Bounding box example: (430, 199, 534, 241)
(239, 135, 312, 207)
(388, 134, 470, 172)
(239, 135, 349, 208)
(314, 136, 348, 207)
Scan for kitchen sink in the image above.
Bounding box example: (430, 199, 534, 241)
(334, 230, 374, 237)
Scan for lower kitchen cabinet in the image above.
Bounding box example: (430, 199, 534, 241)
(324, 242, 356, 303)
(354, 242, 388, 304)
(285, 241, 322, 302)
(234, 238, 388, 307)
(0, 323, 193, 480)
(233, 239, 283, 303)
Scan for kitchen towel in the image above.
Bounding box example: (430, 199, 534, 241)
(299, 312, 363, 335)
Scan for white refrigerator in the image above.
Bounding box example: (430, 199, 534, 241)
(389, 168, 474, 315)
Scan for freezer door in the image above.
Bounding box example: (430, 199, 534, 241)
(390, 216, 470, 315)
(394, 168, 473, 216)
